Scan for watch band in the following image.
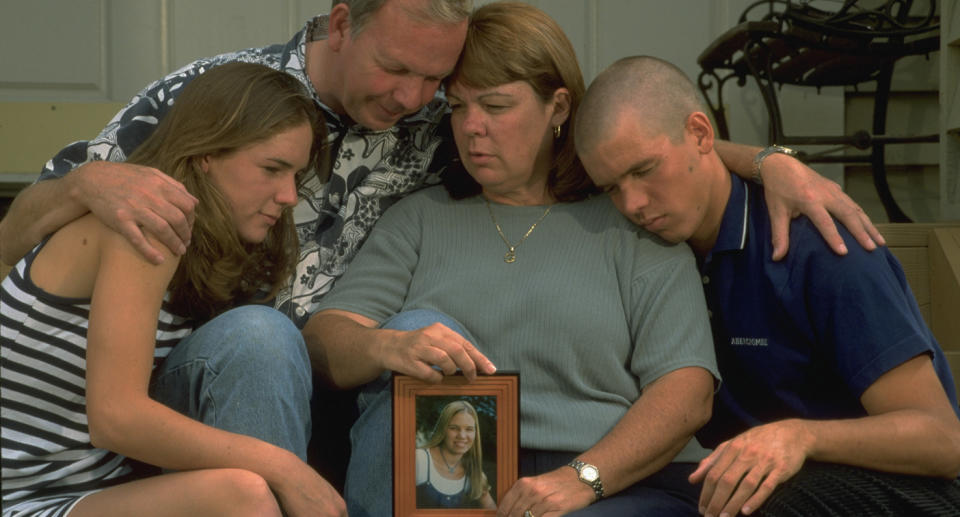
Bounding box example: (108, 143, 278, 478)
(567, 459, 604, 501)
(751, 145, 799, 185)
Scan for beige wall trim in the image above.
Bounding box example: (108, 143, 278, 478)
(0, 101, 125, 176)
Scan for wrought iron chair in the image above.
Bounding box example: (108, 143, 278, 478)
(697, 0, 939, 222)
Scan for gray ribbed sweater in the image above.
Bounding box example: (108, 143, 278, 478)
(317, 186, 717, 461)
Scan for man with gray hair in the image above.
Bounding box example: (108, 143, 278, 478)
(577, 55, 960, 517)
(1, 0, 472, 325)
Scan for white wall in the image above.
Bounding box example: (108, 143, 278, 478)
(1, 0, 329, 101)
(2, 0, 941, 190)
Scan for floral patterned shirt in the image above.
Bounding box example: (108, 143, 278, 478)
(38, 15, 456, 326)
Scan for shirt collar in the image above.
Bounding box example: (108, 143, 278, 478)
(305, 14, 329, 43)
(711, 174, 751, 255)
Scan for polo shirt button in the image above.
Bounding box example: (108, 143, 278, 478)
(707, 310, 713, 318)
(702, 275, 710, 285)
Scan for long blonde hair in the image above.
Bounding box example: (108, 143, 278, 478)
(127, 62, 325, 321)
(421, 400, 489, 501)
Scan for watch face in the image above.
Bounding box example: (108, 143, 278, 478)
(581, 465, 599, 482)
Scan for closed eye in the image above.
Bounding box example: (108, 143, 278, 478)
(262, 157, 296, 175)
(383, 64, 408, 75)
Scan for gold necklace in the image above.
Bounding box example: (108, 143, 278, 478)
(484, 198, 552, 263)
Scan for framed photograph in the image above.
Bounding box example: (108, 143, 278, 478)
(393, 373, 519, 517)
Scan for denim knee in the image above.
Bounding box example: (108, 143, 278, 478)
(380, 309, 475, 343)
(220, 305, 311, 376)
(176, 305, 312, 404)
(150, 305, 312, 458)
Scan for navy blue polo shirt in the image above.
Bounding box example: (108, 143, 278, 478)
(696, 175, 960, 448)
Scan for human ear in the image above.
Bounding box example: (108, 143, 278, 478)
(328, 3, 352, 51)
(686, 112, 715, 153)
(200, 154, 212, 174)
(549, 88, 572, 127)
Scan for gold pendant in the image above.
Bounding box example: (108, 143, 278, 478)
(484, 199, 552, 266)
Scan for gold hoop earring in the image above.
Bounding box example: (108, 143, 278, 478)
(554, 125, 562, 139)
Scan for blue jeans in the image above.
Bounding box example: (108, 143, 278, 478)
(148, 305, 313, 460)
(344, 309, 474, 517)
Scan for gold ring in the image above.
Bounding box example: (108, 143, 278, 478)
(524, 511, 535, 517)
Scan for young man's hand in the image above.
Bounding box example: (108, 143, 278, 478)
(689, 419, 814, 516)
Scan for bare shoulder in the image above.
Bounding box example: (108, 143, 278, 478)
(32, 214, 112, 298)
(32, 214, 180, 298)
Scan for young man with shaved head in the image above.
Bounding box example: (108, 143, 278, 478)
(577, 55, 960, 517)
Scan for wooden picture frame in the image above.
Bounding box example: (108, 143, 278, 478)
(393, 373, 519, 517)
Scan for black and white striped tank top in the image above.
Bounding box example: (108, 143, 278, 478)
(1, 241, 194, 509)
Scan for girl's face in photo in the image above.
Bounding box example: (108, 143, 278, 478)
(203, 122, 313, 243)
(443, 410, 477, 455)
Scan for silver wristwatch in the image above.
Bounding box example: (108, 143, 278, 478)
(567, 459, 604, 501)
(751, 145, 799, 185)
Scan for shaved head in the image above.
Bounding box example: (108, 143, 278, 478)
(576, 55, 729, 254)
(576, 56, 704, 156)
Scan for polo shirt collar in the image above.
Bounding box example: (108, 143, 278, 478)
(709, 175, 751, 258)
